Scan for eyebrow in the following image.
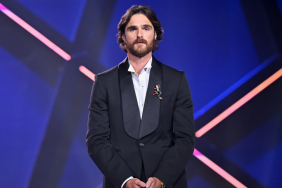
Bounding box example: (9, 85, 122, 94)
(126, 24, 153, 30)
(142, 24, 152, 28)
(126, 25, 137, 30)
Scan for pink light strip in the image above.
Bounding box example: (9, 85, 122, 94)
(193, 149, 247, 188)
(0, 3, 71, 61)
(79, 66, 95, 81)
(196, 68, 282, 138)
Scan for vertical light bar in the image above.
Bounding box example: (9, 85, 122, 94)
(0, 3, 71, 61)
(193, 149, 247, 188)
(79, 66, 95, 81)
(196, 68, 282, 138)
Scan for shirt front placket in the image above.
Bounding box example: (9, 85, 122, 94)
(138, 69, 147, 118)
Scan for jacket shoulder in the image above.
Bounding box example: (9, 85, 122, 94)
(162, 63, 183, 73)
(161, 63, 185, 80)
(97, 65, 118, 78)
(96, 57, 128, 80)
(153, 56, 184, 76)
(95, 65, 120, 86)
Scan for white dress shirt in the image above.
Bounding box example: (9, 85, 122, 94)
(121, 57, 152, 188)
(128, 57, 152, 119)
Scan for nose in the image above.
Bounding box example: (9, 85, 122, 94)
(137, 28, 143, 38)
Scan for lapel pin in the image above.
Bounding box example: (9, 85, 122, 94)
(152, 84, 163, 100)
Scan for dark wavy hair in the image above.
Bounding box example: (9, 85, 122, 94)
(117, 5, 164, 53)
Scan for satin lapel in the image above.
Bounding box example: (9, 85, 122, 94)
(119, 59, 141, 139)
(139, 57, 162, 139)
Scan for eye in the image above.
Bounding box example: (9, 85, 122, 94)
(129, 27, 136, 31)
(144, 27, 151, 31)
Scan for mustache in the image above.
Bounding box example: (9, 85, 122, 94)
(134, 39, 147, 44)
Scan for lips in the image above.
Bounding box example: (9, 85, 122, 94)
(136, 42, 145, 45)
(134, 39, 147, 45)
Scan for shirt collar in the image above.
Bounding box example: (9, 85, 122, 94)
(128, 57, 152, 73)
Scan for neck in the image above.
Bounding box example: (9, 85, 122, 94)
(127, 52, 152, 75)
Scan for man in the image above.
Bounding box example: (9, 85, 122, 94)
(87, 5, 195, 188)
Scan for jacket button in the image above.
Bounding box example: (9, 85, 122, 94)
(139, 143, 144, 147)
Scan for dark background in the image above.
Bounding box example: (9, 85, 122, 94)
(0, 0, 282, 187)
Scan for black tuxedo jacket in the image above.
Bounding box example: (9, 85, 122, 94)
(87, 56, 195, 188)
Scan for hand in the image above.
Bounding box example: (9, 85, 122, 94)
(125, 178, 146, 188)
(145, 177, 161, 188)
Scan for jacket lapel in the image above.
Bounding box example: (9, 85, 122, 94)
(119, 58, 141, 139)
(139, 56, 162, 139)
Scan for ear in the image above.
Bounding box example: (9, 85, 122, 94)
(122, 35, 126, 43)
(154, 32, 157, 40)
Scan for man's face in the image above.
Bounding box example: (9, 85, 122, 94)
(122, 14, 157, 58)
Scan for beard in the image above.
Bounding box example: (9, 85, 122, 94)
(126, 38, 155, 58)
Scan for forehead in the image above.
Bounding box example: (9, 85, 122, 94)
(126, 14, 153, 27)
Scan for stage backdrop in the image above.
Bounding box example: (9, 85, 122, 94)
(0, 0, 282, 187)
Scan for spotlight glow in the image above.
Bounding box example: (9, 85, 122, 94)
(0, 3, 71, 61)
(193, 149, 247, 188)
(196, 68, 282, 138)
(79, 66, 95, 81)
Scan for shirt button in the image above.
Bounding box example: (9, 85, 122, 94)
(139, 143, 144, 147)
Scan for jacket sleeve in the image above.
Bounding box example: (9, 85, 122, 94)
(153, 72, 195, 188)
(86, 75, 136, 187)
